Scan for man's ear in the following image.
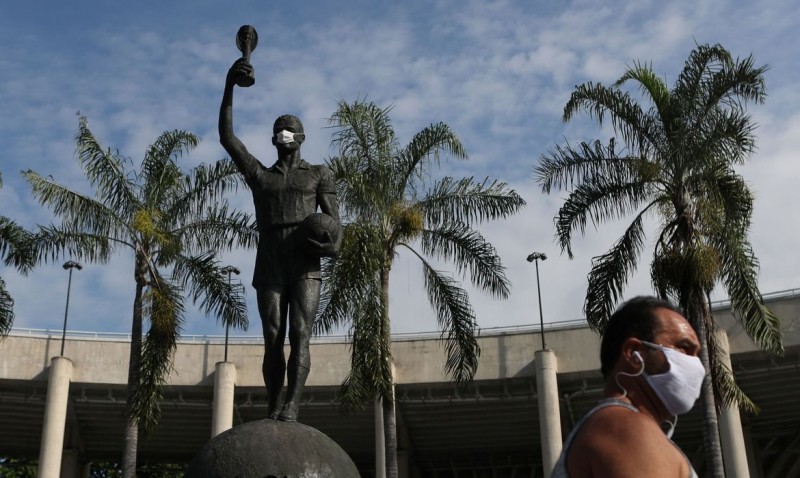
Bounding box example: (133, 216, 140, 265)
(295, 133, 306, 144)
(271, 135, 277, 146)
(621, 337, 644, 368)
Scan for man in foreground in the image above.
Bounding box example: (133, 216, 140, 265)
(552, 296, 705, 478)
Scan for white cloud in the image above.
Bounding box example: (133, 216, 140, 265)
(1, 0, 798, 337)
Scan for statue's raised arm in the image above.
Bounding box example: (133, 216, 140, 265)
(219, 26, 260, 178)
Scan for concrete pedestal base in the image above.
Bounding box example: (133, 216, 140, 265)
(186, 419, 360, 477)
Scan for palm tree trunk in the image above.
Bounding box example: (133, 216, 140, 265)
(122, 257, 146, 478)
(695, 295, 725, 478)
(380, 264, 398, 478)
(383, 390, 398, 478)
(682, 286, 724, 478)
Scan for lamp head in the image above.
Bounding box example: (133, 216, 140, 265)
(526, 252, 547, 262)
(63, 260, 82, 270)
(221, 265, 241, 275)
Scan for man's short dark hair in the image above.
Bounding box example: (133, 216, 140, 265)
(273, 114, 304, 134)
(599, 296, 683, 378)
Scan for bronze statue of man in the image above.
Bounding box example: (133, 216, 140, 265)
(219, 57, 341, 422)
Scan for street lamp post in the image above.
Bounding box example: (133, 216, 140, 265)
(526, 252, 547, 350)
(221, 265, 240, 362)
(60, 260, 82, 356)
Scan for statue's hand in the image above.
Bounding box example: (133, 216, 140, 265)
(306, 235, 339, 258)
(226, 59, 253, 86)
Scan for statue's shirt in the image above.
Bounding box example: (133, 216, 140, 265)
(240, 156, 336, 287)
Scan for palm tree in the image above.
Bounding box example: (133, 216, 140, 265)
(535, 44, 783, 476)
(319, 99, 525, 478)
(23, 116, 256, 478)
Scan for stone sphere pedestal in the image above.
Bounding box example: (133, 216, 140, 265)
(186, 419, 360, 477)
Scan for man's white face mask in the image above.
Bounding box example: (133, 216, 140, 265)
(275, 130, 298, 145)
(640, 341, 705, 416)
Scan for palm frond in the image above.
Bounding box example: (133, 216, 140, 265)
(75, 116, 140, 216)
(698, 168, 752, 232)
(554, 169, 650, 258)
(167, 204, 257, 260)
(329, 99, 398, 168)
(339, 277, 391, 409)
(0, 278, 14, 336)
(167, 159, 243, 219)
(129, 275, 184, 435)
(720, 53, 768, 105)
(584, 209, 650, 331)
(317, 222, 384, 335)
(396, 122, 467, 194)
(419, 223, 509, 298)
(536, 138, 648, 194)
(409, 248, 479, 386)
(141, 130, 199, 208)
(330, 99, 428, 216)
(713, 233, 783, 354)
(27, 224, 114, 265)
(0, 216, 35, 273)
(672, 44, 733, 108)
(419, 177, 525, 227)
(563, 82, 659, 152)
(328, 154, 391, 221)
(23, 170, 131, 239)
(691, 108, 757, 167)
(170, 252, 248, 331)
(711, 345, 758, 413)
(614, 61, 672, 127)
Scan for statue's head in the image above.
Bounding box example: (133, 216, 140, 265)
(272, 114, 305, 151)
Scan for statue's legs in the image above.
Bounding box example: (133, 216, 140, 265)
(278, 278, 321, 421)
(257, 285, 289, 419)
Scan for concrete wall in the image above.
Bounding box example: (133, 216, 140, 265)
(2, 291, 797, 388)
(0, 325, 602, 387)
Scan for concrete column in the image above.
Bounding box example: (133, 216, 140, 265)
(211, 361, 236, 437)
(375, 396, 386, 478)
(37, 356, 73, 478)
(716, 330, 750, 478)
(535, 349, 562, 478)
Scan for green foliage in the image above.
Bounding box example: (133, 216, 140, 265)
(0, 278, 13, 337)
(320, 99, 526, 409)
(0, 171, 38, 337)
(535, 44, 782, 413)
(22, 116, 256, 470)
(88, 461, 185, 477)
(0, 457, 37, 477)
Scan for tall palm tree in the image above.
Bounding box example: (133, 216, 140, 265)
(319, 99, 525, 478)
(23, 116, 256, 478)
(535, 44, 783, 476)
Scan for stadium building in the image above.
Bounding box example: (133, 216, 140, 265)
(1, 290, 798, 477)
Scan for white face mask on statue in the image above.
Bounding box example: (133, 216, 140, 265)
(640, 341, 706, 416)
(275, 130, 297, 144)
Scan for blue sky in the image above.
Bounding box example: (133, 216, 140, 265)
(1, 0, 798, 338)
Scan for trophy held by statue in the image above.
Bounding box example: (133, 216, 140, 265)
(235, 25, 258, 87)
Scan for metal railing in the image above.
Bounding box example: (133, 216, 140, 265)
(709, 287, 800, 309)
(8, 318, 591, 344)
(9, 287, 798, 344)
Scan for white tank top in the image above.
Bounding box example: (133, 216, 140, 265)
(550, 398, 698, 478)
